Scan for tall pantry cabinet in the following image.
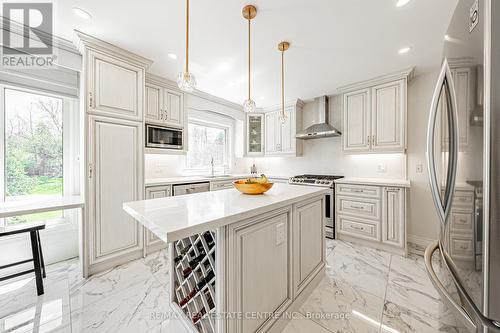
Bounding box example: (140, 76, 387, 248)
(75, 31, 153, 276)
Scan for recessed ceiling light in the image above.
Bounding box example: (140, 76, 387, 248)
(396, 0, 411, 7)
(398, 46, 412, 54)
(168, 53, 178, 60)
(72, 7, 92, 20)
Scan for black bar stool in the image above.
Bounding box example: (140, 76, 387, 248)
(0, 222, 46, 295)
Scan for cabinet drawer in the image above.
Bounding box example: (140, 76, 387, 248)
(449, 234, 474, 259)
(452, 191, 474, 207)
(336, 183, 381, 198)
(450, 210, 473, 233)
(337, 196, 381, 220)
(338, 215, 380, 241)
(210, 181, 234, 191)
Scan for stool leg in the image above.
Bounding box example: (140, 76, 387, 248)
(36, 231, 46, 278)
(30, 231, 44, 296)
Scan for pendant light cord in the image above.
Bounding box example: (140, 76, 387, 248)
(281, 49, 284, 117)
(185, 0, 189, 74)
(247, 12, 251, 100)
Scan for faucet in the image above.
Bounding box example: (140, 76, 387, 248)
(211, 156, 215, 177)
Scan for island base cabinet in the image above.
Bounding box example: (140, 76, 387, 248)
(293, 199, 325, 296)
(226, 208, 293, 333)
(144, 185, 171, 255)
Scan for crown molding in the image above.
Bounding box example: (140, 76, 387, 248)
(447, 57, 476, 68)
(0, 17, 79, 55)
(73, 30, 153, 69)
(146, 72, 244, 111)
(262, 99, 305, 112)
(337, 67, 415, 93)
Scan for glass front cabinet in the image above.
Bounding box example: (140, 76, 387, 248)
(246, 113, 265, 156)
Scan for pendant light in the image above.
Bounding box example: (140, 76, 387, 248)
(242, 5, 257, 113)
(177, 0, 196, 92)
(278, 41, 290, 123)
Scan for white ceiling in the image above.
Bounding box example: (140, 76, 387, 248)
(54, 0, 458, 107)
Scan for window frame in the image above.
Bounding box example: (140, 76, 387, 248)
(0, 84, 79, 228)
(184, 118, 232, 173)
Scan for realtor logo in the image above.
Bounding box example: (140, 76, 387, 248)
(2, 2, 56, 67)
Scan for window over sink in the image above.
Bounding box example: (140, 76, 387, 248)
(186, 120, 230, 172)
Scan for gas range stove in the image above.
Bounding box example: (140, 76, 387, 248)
(288, 174, 344, 188)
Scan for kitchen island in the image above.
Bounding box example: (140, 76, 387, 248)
(123, 183, 328, 333)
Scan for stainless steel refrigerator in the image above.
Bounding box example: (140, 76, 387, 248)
(424, 0, 500, 332)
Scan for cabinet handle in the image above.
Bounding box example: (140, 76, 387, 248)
(160, 109, 163, 120)
(367, 135, 370, 145)
(372, 135, 376, 144)
(351, 189, 364, 193)
(89, 92, 93, 108)
(164, 110, 168, 120)
(460, 245, 469, 250)
(350, 205, 365, 210)
(88, 163, 93, 179)
(351, 225, 364, 231)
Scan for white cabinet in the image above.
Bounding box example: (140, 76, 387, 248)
(371, 80, 405, 151)
(246, 113, 265, 156)
(339, 69, 413, 153)
(263, 100, 303, 156)
(87, 116, 144, 272)
(227, 209, 293, 333)
(336, 181, 407, 255)
(145, 79, 185, 128)
(343, 89, 371, 152)
(293, 199, 324, 295)
(210, 179, 234, 191)
(144, 185, 171, 254)
(76, 31, 152, 275)
(86, 50, 145, 122)
(382, 187, 405, 248)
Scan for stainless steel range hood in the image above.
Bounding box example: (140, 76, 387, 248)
(296, 96, 341, 139)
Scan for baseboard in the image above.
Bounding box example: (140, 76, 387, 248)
(407, 234, 436, 256)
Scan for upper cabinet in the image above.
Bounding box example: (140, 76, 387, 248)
(85, 49, 149, 121)
(145, 75, 185, 128)
(263, 100, 304, 157)
(339, 68, 414, 153)
(246, 113, 265, 156)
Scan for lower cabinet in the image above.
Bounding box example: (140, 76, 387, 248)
(227, 209, 293, 333)
(144, 185, 171, 254)
(447, 188, 475, 266)
(293, 199, 324, 295)
(210, 180, 234, 191)
(86, 115, 144, 274)
(226, 197, 325, 333)
(336, 182, 407, 255)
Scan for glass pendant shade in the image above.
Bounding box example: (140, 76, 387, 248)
(177, 71, 196, 92)
(243, 98, 256, 113)
(278, 111, 288, 123)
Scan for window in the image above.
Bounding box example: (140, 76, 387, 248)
(186, 121, 229, 171)
(1, 88, 65, 225)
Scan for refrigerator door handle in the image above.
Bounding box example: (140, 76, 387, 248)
(426, 58, 460, 227)
(424, 240, 477, 332)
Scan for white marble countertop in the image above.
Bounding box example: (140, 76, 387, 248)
(335, 177, 411, 188)
(123, 183, 328, 243)
(145, 174, 291, 186)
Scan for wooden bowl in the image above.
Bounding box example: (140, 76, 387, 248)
(233, 180, 274, 195)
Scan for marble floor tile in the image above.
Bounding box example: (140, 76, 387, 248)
(280, 312, 331, 333)
(144, 248, 170, 290)
(325, 242, 390, 298)
(70, 259, 154, 312)
(325, 239, 335, 257)
(71, 278, 171, 333)
(299, 276, 385, 333)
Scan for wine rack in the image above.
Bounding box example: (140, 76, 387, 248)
(173, 230, 216, 333)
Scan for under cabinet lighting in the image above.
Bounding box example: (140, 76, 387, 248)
(73, 7, 92, 20)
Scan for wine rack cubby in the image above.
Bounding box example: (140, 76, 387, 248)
(173, 230, 216, 333)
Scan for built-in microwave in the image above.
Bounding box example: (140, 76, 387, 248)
(146, 124, 183, 149)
